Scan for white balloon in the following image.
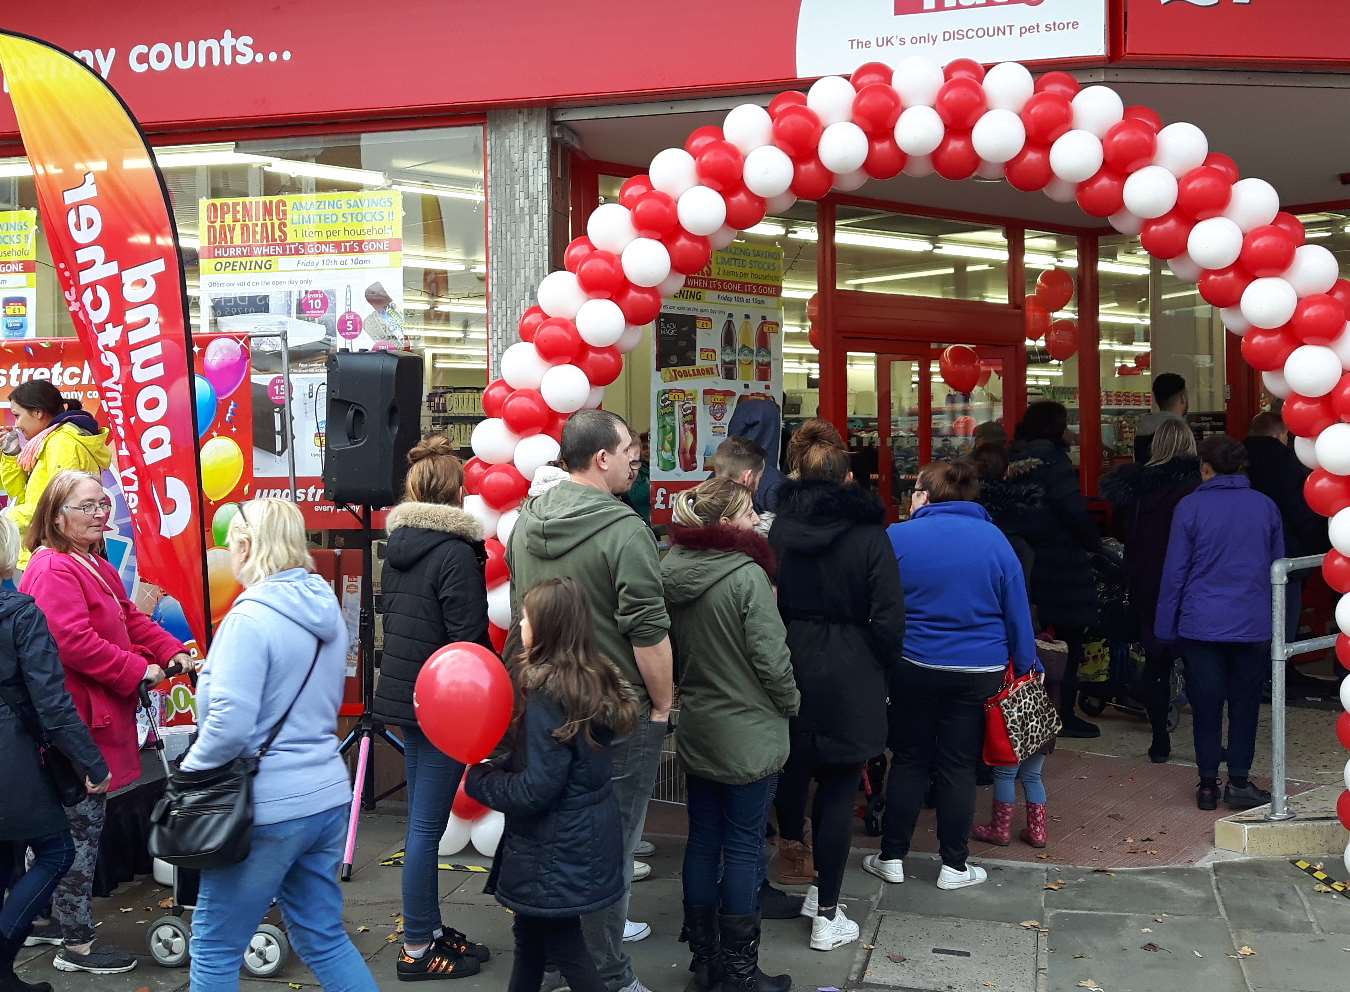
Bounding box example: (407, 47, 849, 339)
(971, 109, 1026, 164)
(1294, 435, 1320, 470)
(486, 580, 512, 629)
(677, 186, 727, 237)
(806, 75, 856, 126)
(1167, 254, 1202, 283)
(892, 56, 945, 108)
(463, 495, 500, 537)
(585, 203, 638, 255)
(1261, 370, 1291, 399)
(902, 155, 935, 178)
(470, 810, 505, 858)
(536, 269, 589, 320)
(1108, 210, 1143, 235)
(982, 62, 1035, 113)
(818, 121, 869, 174)
(471, 417, 521, 465)
(1049, 130, 1104, 184)
(709, 225, 737, 250)
(583, 386, 605, 410)
(765, 191, 797, 214)
(895, 106, 944, 157)
(1220, 306, 1251, 336)
(1071, 85, 1124, 139)
(1330, 508, 1350, 556)
(1329, 324, 1350, 369)
(1344, 838, 1350, 881)
(1344, 756, 1350, 790)
(620, 237, 671, 288)
(833, 168, 869, 192)
(742, 145, 795, 199)
(975, 160, 1006, 182)
(1122, 166, 1179, 220)
(657, 271, 686, 298)
(438, 815, 472, 857)
(575, 298, 626, 347)
(1343, 683, 1350, 719)
(501, 341, 552, 390)
(1316, 422, 1350, 476)
(1152, 122, 1208, 177)
(649, 147, 699, 199)
(723, 103, 774, 154)
(539, 363, 592, 414)
(1186, 217, 1244, 271)
(1043, 177, 1078, 204)
(1285, 344, 1343, 398)
(1240, 277, 1299, 330)
(1337, 592, 1350, 637)
(514, 432, 561, 481)
(496, 508, 520, 546)
(616, 324, 645, 354)
(1282, 244, 1340, 297)
(1222, 178, 1280, 233)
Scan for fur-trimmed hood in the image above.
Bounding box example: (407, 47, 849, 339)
(1100, 456, 1201, 509)
(978, 473, 1045, 524)
(770, 479, 885, 556)
(663, 524, 777, 605)
(384, 501, 485, 572)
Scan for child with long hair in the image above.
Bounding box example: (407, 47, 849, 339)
(466, 578, 639, 992)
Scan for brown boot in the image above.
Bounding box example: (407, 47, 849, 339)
(970, 800, 1015, 846)
(776, 840, 814, 886)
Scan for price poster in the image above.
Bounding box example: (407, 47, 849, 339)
(649, 242, 784, 524)
(0, 210, 37, 339)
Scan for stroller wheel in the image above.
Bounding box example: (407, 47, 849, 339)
(147, 915, 191, 968)
(243, 923, 289, 978)
(1078, 692, 1107, 717)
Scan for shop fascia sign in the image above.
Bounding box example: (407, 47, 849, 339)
(1122, 0, 1349, 65)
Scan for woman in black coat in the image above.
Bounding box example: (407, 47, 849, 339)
(768, 421, 905, 953)
(1101, 417, 1201, 762)
(373, 436, 492, 980)
(1012, 402, 1102, 738)
(0, 517, 108, 990)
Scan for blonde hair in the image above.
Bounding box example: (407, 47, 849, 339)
(671, 477, 753, 528)
(1147, 417, 1197, 467)
(25, 470, 104, 553)
(227, 498, 313, 587)
(0, 515, 20, 578)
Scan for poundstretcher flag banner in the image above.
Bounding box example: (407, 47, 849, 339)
(0, 210, 38, 339)
(0, 32, 209, 647)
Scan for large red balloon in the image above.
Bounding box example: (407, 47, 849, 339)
(1005, 144, 1053, 192)
(1291, 294, 1347, 345)
(1239, 326, 1299, 373)
(1140, 210, 1193, 260)
(484, 537, 510, 588)
(850, 61, 893, 90)
(1101, 119, 1157, 175)
(790, 155, 834, 200)
(852, 83, 902, 137)
(501, 388, 552, 437)
(938, 345, 980, 394)
(1305, 469, 1350, 517)
(631, 191, 679, 240)
(932, 131, 980, 181)
(518, 307, 547, 343)
(935, 77, 986, 130)
(1197, 264, 1252, 310)
(1025, 297, 1051, 340)
(772, 105, 824, 160)
(684, 125, 725, 158)
(533, 318, 582, 365)
(1281, 391, 1337, 437)
(1323, 549, 1350, 593)
(480, 464, 529, 511)
(615, 284, 662, 326)
(576, 345, 624, 387)
(482, 379, 513, 420)
(695, 140, 745, 193)
(1076, 169, 1126, 218)
(1021, 92, 1073, 145)
(864, 135, 907, 181)
(1035, 71, 1080, 99)
(1036, 268, 1075, 311)
(1239, 225, 1298, 278)
(723, 186, 767, 231)
(1045, 319, 1079, 361)
(618, 174, 654, 209)
(414, 643, 513, 764)
(1176, 167, 1232, 221)
(666, 230, 712, 275)
(576, 251, 625, 298)
(463, 456, 489, 495)
(563, 237, 595, 273)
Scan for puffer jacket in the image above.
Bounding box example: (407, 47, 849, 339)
(977, 459, 1046, 584)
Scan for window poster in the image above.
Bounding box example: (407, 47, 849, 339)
(0, 210, 37, 339)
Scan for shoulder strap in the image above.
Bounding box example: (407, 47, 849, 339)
(255, 635, 324, 761)
(61, 550, 123, 606)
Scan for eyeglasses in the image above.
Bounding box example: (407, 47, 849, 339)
(63, 499, 113, 517)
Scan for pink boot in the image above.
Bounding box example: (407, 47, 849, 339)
(971, 800, 1015, 846)
(1020, 802, 1048, 849)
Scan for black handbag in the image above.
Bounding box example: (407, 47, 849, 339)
(148, 639, 322, 870)
(0, 680, 85, 807)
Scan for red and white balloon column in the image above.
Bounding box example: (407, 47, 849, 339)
(463, 57, 1350, 867)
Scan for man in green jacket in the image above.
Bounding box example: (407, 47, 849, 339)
(507, 409, 672, 992)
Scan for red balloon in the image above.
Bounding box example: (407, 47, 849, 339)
(1322, 550, 1350, 593)
(1336, 633, 1350, 672)
(1338, 790, 1350, 833)
(938, 345, 980, 394)
(1330, 279, 1350, 316)
(935, 78, 986, 130)
(684, 125, 725, 158)
(1102, 119, 1157, 175)
(1135, 351, 1152, 370)
(768, 90, 807, 118)
(1270, 211, 1306, 248)
(1025, 297, 1051, 340)
(1240, 326, 1300, 373)
(851, 61, 893, 89)
(1005, 144, 1053, 192)
(1336, 711, 1350, 749)
(576, 345, 623, 387)
(518, 307, 546, 343)
(1332, 373, 1350, 423)
(1122, 105, 1163, 132)
(480, 463, 529, 511)
(533, 318, 582, 365)
(544, 410, 569, 443)
(615, 284, 662, 326)
(976, 365, 992, 389)
(1140, 210, 1194, 261)
(631, 191, 679, 240)
(944, 58, 985, 82)
(1202, 152, 1240, 185)
(1306, 469, 1350, 517)
(618, 174, 654, 209)
(487, 622, 507, 656)
(1036, 268, 1075, 311)
(482, 380, 513, 420)
(576, 250, 625, 298)
(807, 322, 822, 351)
(1021, 92, 1073, 144)
(695, 140, 744, 193)
(484, 537, 510, 588)
(1197, 264, 1253, 309)
(932, 131, 980, 181)
(501, 388, 552, 437)
(414, 643, 513, 764)
(790, 155, 834, 200)
(1292, 294, 1347, 345)
(1239, 225, 1298, 277)
(1046, 319, 1079, 361)
(1281, 391, 1337, 437)
(1076, 168, 1126, 218)
(463, 456, 489, 495)
(563, 237, 595, 273)
(864, 135, 906, 180)
(666, 230, 712, 275)
(723, 186, 767, 231)
(1035, 71, 1080, 98)
(772, 105, 824, 160)
(1176, 167, 1233, 221)
(452, 778, 489, 820)
(852, 83, 902, 137)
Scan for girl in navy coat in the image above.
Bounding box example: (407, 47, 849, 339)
(466, 578, 639, 992)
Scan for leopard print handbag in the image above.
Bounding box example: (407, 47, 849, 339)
(984, 668, 1062, 765)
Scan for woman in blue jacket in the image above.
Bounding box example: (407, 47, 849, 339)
(1156, 435, 1283, 812)
(867, 460, 1038, 892)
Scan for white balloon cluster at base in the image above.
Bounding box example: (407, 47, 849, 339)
(439, 810, 505, 859)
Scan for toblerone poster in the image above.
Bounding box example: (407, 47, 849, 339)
(649, 242, 784, 524)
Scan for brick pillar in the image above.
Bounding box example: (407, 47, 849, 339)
(486, 108, 572, 375)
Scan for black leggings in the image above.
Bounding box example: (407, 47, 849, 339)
(773, 754, 860, 910)
(1141, 644, 1174, 740)
(508, 915, 605, 992)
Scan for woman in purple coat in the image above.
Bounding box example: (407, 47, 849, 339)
(1155, 435, 1283, 813)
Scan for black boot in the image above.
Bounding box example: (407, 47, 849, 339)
(757, 881, 803, 920)
(683, 904, 720, 992)
(0, 932, 53, 992)
(719, 913, 790, 992)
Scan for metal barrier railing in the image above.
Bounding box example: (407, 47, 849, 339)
(1268, 554, 1337, 821)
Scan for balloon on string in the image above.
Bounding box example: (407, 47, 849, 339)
(938, 345, 980, 394)
(1035, 268, 1075, 311)
(414, 643, 513, 764)
(1025, 297, 1051, 340)
(452, 778, 488, 820)
(1046, 319, 1079, 361)
(193, 375, 218, 439)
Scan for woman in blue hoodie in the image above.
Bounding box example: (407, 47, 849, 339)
(180, 499, 375, 992)
(867, 460, 1038, 892)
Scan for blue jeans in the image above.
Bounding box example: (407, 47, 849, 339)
(0, 832, 75, 941)
(683, 774, 776, 915)
(189, 805, 376, 992)
(401, 725, 466, 945)
(992, 754, 1047, 805)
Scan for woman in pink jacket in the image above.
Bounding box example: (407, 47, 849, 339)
(18, 470, 189, 976)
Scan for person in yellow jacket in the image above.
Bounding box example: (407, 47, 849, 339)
(1, 381, 111, 570)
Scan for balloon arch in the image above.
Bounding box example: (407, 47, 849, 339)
(460, 56, 1350, 855)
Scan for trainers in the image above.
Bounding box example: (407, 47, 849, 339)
(799, 885, 818, 918)
(623, 919, 652, 943)
(633, 839, 656, 857)
(397, 943, 482, 981)
(862, 854, 905, 884)
(53, 944, 138, 975)
(22, 920, 62, 947)
(631, 860, 652, 882)
(936, 865, 988, 890)
(1224, 780, 1272, 811)
(618, 980, 653, 992)
(433, 927, 491, 963)
(809, 908, 859, 952)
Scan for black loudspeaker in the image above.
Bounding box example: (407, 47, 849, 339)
(323, 351, 424, 507)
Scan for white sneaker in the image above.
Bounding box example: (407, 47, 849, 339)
(623, 920, 651, 943)
(633, 840, 656, 858)
(936, 864, 988, 890)
(631, 860, 652, 882)
(618, 980, 653, 992)
(799, 884, 818, 917)
(809, 908, 860, 951)
(862, 854, 905, 884)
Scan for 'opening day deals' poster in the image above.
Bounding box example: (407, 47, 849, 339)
(649, 242, 784, 524)
(0, 210, 37, 339)
(197, 190, 404, 526)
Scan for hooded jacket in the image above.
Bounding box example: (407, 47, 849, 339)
(507, 480, 669, 708)
(374, 501, 490, 729)
(662, 525, 799, 785)
(727, 398, 785, 513)
(180, 569, 352, 826)
(0, 588, 108, 840)
(769, 479, 905, 765)
(977, 459, 1046, 583)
